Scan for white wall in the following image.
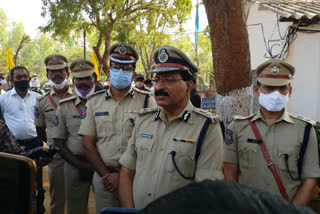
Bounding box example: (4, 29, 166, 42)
(247, 3, 320, 121)
(286, 26, 320, 121)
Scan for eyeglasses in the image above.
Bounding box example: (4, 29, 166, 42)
(152, 76, 183, 84)
(110, 64, 133, 72)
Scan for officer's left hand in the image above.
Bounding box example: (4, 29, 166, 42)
(104, 173, 119, 192)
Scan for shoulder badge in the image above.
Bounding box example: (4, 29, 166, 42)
(225, 129, 233, 144)
(289, 113, 315, 125)
(59, 95, 77, 105)
(34, 106, 40, 117)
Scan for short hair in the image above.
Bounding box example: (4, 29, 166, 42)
(144, 79, 152, 85)
(140, 180, 315, 214)
(10, 66, 29, 80)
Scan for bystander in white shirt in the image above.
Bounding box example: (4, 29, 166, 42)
(0, 88, 41, 140)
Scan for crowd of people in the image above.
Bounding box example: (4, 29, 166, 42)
(0, 42, 319, 214)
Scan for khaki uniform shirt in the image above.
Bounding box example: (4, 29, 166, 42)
(119, 101, 224, 208)
(34, 87, 74, 145)
(52, 95, 85, 155)
(78, 87, 156, 167)
(224, 109, 320, 200)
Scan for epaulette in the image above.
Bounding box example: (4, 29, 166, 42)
(59, 95, 77, 105)
(36, 91, 49, 101)
(193, 108, 222, 123)
(289, 113, 316, 125)
(137, 107, 159, 114)
(87, 89, 107, 100)
(233, 114, 254, 120)
(133, 87, 152, 95)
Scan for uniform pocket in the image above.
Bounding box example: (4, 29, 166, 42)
(278, 144, 299, 178)
(136, 137, 155, 169)
(166, 141, 196, 177)
(95, 114, 113, 138)
(238, 143, 258, 169)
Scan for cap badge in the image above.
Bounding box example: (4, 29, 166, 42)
(158, 48, 169, 63)
(271, 66, 280, 75)
(119, 43, 127, 55)
(52, 56, 57, 63)
(79, 63, 83, 68)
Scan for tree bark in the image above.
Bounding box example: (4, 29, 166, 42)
(203, 0, 252, 124)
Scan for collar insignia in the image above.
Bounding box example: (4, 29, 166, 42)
(181, 111, 191, 122)
(155, 109, 161, 120)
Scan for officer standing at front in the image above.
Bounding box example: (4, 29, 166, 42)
(34, 54, 74, 214)
(78, 43, 156, 213)
(119, 46, 224, 208)
(224, 59, 320, 205)
(52, 59, 100, 214)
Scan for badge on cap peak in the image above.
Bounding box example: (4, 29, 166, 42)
(119, 43, 127, 55)
(271, 66, 280, 75)
(158, 48, 169, 63)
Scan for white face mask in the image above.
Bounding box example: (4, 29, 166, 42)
(0, 79, 6, 85)
(49, 79, 67, 89)
(259, 91, 289, 112)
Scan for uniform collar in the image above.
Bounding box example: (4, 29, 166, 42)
(252, 108, 294, 124)
(154, 101, 194, 124)
(105, 86, 134, 100)
(75, 96, 83, 106)
(50, 86, 73, 96)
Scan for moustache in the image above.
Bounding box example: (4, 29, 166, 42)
(155, 90, 169, 97)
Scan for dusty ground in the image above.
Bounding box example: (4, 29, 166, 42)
(43, 166, 96, 214)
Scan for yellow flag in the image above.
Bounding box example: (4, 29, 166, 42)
(7, 48, 15, 70)
(92, 51, 100, 81)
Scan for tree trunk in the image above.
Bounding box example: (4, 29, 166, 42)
(203, 0, 252, 125)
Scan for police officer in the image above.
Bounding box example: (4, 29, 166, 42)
(119, 45, 224, 208)
(134, 74, 149, 91)
(223, 59, 320, 205)
(78, 43, 156, 213)
(52, 59, 99, 214)
(34, 54, 74, 214)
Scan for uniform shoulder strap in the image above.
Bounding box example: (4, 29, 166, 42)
(298, 123, 312, 178)
(195, 118, 212, 162)
(143, 94, 149, 108)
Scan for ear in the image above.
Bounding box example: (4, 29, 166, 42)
(186, 80, 194, 93)
(10, 79, 14, 85)
(254, 84, 260, 97)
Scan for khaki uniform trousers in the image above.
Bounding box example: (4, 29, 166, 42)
(48, 154, 66, 214)
(64, 162, 91, 214)
(93, 171, 119, 214)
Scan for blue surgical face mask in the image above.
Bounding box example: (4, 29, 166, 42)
(110, 68, 133, 89)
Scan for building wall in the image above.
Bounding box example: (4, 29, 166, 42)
(247, 3, 320, 121)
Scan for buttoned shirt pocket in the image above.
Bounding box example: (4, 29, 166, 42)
(278, 144, 299, 179)
(136, 136, 155, 169)
(166, 141, 196, 177)
(95, 114, 113, 138)
(44, 108, 56, 124)
(238, 143, 258, 169)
